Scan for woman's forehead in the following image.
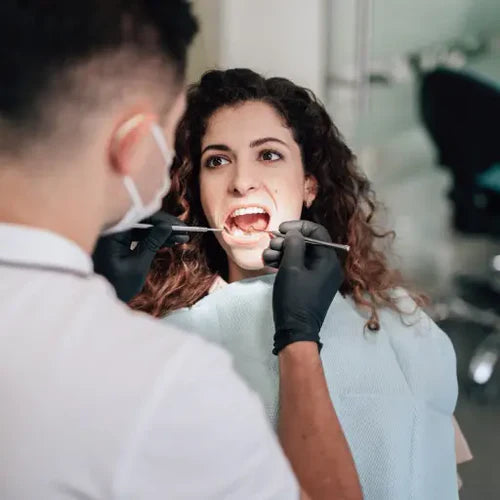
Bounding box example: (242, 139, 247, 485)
(202, 101, 294, 147)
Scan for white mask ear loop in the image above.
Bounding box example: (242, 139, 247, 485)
(123, 176, 145, 210)
(151, 124, 175, 168)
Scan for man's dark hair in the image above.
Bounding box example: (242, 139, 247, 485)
(0, 0, 197, 143)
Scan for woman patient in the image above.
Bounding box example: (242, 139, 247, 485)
(132, 68, 469, 499)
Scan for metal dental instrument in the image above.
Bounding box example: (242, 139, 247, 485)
(265, 230, 350, 252)
(132, 223, 223, 233)
(132, 223, 347, 248)
(171, 225, 223, 233)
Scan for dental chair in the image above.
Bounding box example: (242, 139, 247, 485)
(420, 67, 500, 402)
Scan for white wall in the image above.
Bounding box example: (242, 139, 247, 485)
(464, 0, 500, 35)
(187, 0, 327, 99)
(326, 0, 500, 147)
(327, 0, 500, 78)
(186, 0, 222, 83)
(370, 0, 472, 60)
(328, 1, 358, 79)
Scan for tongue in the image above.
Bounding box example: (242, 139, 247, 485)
(233, 213, 268, 232)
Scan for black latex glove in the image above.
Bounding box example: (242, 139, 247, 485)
(93, 211, 189, 302)
(263, 221, 344, 355)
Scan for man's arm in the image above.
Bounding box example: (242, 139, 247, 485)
(279, 342, 362, 500)
(264, 221, 363, 500)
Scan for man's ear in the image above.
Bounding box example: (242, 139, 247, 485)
(108, 113, 156, 176)
(303, 174, 318, 208)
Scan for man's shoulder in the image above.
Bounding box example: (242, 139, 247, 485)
(57, 274, 245, 421)
(73, 274, 233, 372)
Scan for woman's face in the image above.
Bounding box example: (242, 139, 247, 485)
(199, 101, 317, 275)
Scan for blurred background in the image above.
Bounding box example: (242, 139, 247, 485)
(188, 1, 500, 498)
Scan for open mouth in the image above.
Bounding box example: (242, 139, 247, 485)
(224, 206, 271, 237)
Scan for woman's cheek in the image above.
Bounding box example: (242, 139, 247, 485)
(277, 186, 307, 221)
(200, 181, 221, 226)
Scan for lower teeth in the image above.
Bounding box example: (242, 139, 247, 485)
(224, 225, 264, 237)
(233, 228, 252, 237)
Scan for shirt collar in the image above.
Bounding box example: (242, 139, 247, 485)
(0, 223, 93, 276)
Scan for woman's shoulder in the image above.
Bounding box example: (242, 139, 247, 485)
(163, 308, 222, 347)
(373, 289, 457, 369)
(334, 287, 420, 324)
(162, 292, 221, 335)
(338, 287, 451, 343)
(381, 288, 440, 334)
(329, 290, 458, 408)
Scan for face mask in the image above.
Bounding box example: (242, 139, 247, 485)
(102, 123, 175, 235)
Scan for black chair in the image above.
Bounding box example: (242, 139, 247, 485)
(420, 68, 500, 235)
(420, 67, 500, 400)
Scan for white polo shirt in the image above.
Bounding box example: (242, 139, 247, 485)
(0, 223, 298, 500)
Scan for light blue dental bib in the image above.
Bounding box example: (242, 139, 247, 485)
(164, 274, 458, 500)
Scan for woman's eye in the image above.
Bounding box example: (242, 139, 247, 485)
(260, 150, 283, 162)
(205, 156, 229, 168)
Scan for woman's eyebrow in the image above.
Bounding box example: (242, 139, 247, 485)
(201, 144, 231, 155)
(249, 137, 289, 149)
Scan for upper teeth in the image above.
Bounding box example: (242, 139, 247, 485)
(231, 207, 266, 217)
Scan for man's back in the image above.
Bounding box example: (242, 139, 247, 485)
(0, 224, 298, 499)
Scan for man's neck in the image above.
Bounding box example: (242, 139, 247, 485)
(0, 168, 100, 254)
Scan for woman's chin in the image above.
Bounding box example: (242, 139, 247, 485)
(220, 233, 271, 272)
(227, 247, 268, 273)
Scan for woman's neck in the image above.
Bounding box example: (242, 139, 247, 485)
(227, 260, 274, 283)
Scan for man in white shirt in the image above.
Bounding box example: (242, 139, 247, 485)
(0, 2, 361, 499)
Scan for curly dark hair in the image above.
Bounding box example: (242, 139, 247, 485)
(131, 68, 425, 329)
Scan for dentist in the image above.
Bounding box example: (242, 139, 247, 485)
(0, 2, 361, 500)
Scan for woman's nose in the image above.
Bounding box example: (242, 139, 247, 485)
(228, 162, 261, 196)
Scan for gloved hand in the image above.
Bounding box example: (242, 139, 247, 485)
(263, 220, 344, 355)
(93, 211, 189, 302)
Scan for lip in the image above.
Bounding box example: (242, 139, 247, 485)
(219, 202, 273, 247)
